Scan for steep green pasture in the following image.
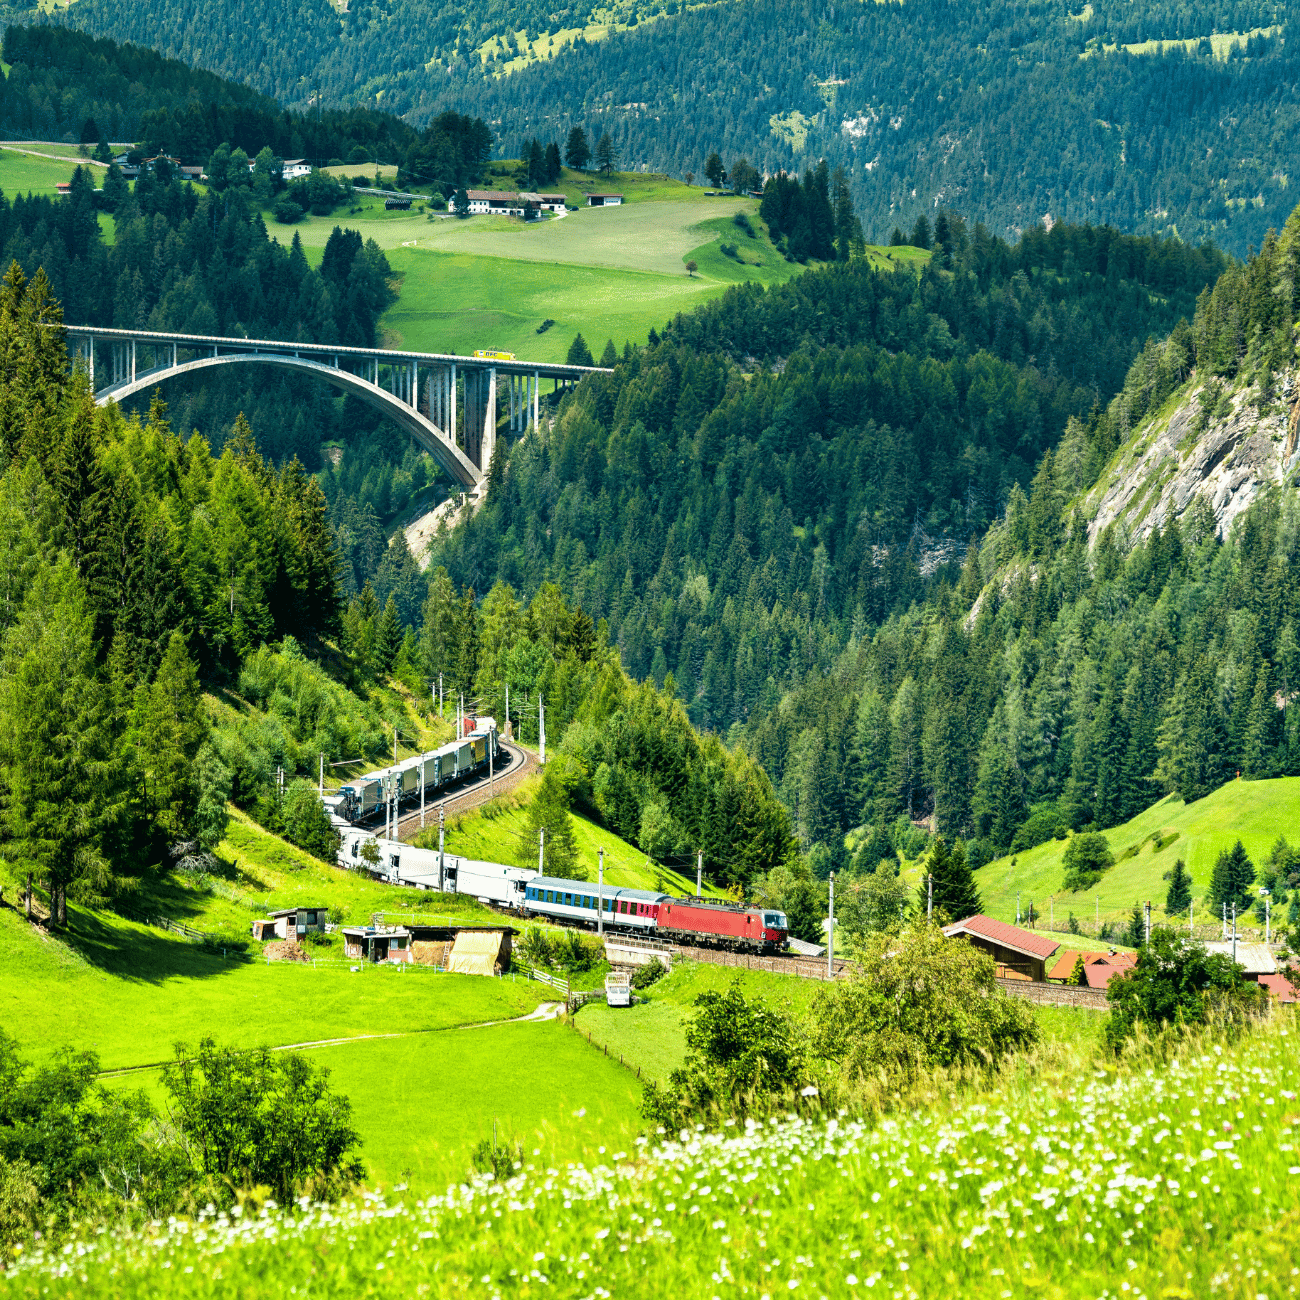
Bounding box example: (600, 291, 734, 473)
(0, 145, 94, 194)
(975, 775, 1300, 929)
(0, 902, 544, 1071)
(380, 246, 721, 359)
(430, 777, 721, 896)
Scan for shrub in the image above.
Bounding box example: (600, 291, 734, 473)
(1104, 928, 1269, 1048)
(1062, 832, 1114, 890)
(733, 211, 755, 236)
(810, 922, 1039, 1082)
(1009, 801, 1066, 853)
(631, 960, 666, 989)
(641, 979, 809, 1130)
(163, 1037, 364, 1203)
(272, 199, 303, 224)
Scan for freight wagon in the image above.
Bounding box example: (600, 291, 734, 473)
(336, 720, 498, 824)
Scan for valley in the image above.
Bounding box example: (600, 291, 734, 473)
(0, 17, 1297, 1300)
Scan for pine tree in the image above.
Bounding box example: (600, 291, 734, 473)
(564, 127, 590, 171)
(1165, 857, 1193, 914)
(920, 835, 981, 921)
(135, 631, 206, 841)
(1, 561, 112, 925)
(567, 334, 595, 367)
(375, 595, 402, 674)
(594, 132, 617, 175)
(1208, 839, 1255, 912)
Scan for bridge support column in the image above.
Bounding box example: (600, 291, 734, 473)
(450, 364, 458, 447)
(130, 339, 136, 385)
(484, 366, 497, 472)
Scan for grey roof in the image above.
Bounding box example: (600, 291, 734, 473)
(1202, 941, 1276, 975)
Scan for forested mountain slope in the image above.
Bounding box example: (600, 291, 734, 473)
(433, 206, 1300, 878)
(57, 0, 1299, 255)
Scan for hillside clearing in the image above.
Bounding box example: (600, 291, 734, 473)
(974, 775, 1300, 930)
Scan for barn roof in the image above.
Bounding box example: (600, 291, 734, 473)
(1202, 942, 1276, 975)
(943, 915, 1061, 961)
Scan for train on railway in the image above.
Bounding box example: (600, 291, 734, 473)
(335, 717, 498, 825)
(335, 836, 790, 955)
(520, 875, 789, 954)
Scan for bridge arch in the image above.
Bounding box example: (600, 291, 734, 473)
(94, 352, 482, 489)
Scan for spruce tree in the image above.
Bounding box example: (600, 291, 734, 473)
(1165, 857, 1192, 914)
(920, 835, 981, 921)
(136, 631, 206, 841)
(1208, 839, 1256, 912)
(375, 595, 402, 674)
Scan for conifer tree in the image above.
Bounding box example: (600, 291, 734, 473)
(375, 595, 402, 674)
(136, 631, 206, 841)
(1165, 857, 1192, 914)
(1208, 839, 1255, 913)
(920, 835, 981, 921)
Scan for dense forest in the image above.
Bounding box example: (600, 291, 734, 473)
(426, 206, 1300, 881)
(0, 25, 444, 167)
(56, 0, 1299, 255)
(0, 267, 800, 919)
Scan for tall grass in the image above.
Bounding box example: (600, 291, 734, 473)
(9, 1012, 1297, 1298)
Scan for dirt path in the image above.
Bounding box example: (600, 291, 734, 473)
(95, 997, 565, 1078)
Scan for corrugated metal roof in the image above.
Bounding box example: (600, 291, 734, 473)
(943, 915, 1062, 961)
(1203, 942, 1277, 975)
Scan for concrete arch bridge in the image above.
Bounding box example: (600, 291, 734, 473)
(62, 326, 609, 490)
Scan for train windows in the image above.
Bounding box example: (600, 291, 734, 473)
(546, 890, 554, 903)
(564, 893, 572, 906)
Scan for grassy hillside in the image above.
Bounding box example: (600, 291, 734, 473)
(432, 773, 725, 897)
(974, 776, 1300, 932)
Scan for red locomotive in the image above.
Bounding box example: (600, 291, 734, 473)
(656, 898, 789, 954)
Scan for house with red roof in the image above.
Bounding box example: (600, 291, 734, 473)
(941, 914, 1061, 982)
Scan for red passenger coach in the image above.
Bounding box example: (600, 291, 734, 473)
(656, 899, 788, 954)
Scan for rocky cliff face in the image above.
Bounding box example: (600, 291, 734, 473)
(1085, 368, 1300, 544)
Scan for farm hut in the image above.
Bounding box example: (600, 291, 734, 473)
(941, 915, 1061, 982)
(341, 925, 412, 963)
(518, 191, 567, 213)
(586, 193, 623, 206)
(447, 929, 510, 976)
(259, 906, 329, 940)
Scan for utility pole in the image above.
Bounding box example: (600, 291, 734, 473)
(1222, 901, 1227, 941)
(420, 752, 426, 829)
(538, 826, 546, 876)
(1017, 890, 1021, 925)
(319, 752, 324, 800)
(927, 873, 933, 921)
(439, 671, 443, 718)
(598, 848, 605, 937)
(828, 872, 835, 978)
(539, 694, 546, 763)
(1263, 889, 1271, 944)
(505, 683, 510, 739)
(1232, 902, 1238, 964)
(1144, 899, 1151, 946)
(438, 805, 446, 890)
(1190, 895, 1194, 936)
(1095, 896, 1099, 931)
(696, 849, 703, 898)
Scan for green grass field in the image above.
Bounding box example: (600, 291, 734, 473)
(26, 992, 1295, 1299)
(301, 1019, 643, 1186)
(0, 900, 545, 1071)
(974, 775, 1300, 931)
(0, 145, 98, 195)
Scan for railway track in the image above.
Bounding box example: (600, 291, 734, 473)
(389, 739, 536, 842)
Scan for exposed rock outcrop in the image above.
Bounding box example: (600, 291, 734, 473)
(1086, 369, 1298, 544)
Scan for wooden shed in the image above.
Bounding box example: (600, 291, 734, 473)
(942, 914, 1062, 982)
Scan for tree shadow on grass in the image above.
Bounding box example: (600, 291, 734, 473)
(58, 898, 255, 985)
